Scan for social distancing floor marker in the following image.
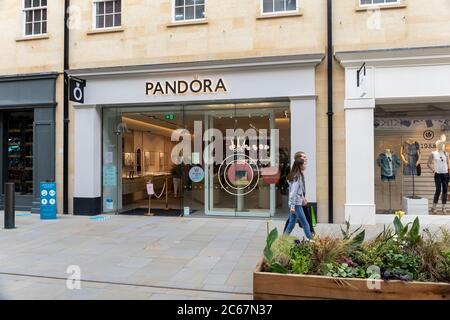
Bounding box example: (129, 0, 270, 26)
(16, 213, 32, 217)
(89, 215, 112, 221)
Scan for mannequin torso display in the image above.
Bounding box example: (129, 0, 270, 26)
(377, 149, 401, 181)
(401, 138, 421, 176)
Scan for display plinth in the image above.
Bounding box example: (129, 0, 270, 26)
(402, 197, 429, 215)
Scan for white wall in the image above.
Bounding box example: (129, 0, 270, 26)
(74, 105, 102, 198)
(344, 101, 376, 225)
(83, 67, 316, 105)
(290, 98, 317, 203)
(375, 65, 450, 103)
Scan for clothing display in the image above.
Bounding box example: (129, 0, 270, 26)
(377, 152, 401, 181)
(375, 115, 450, 215)
(434, 173, 449, 205)
(428, 147, 449, 206)
(402, 140, 420, 176)
(429, 150, 449, 174)
(416, 164, 422, 176)
(381, 174, 396, 181)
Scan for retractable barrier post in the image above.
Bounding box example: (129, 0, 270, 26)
(4, 183, 15, 229)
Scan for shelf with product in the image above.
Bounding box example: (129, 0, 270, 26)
(5, 112, 34, 195)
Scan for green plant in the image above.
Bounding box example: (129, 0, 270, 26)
(437, 251, 450, 282)
(261, 216, 450, 284)
(374, 225, 394, 243)
(439, 227, 450, 252)
(352, 238, 399, 270)
(311, 237, 350, 274)
(263, 228, 278, 263)
(271, 235, 297, 268)
(413, 229, 445, 282)
(262, 228, 290, 274)
(323, 263, 365, 279)
(290, 240, 312, 274)
(340, 220, 366, 250)
(393, 216, 421, 246)
(383, 250, 420, 280)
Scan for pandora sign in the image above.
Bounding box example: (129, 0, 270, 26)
(146, 78, 228, 96)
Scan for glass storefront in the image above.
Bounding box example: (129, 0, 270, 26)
(4, 111, 34, 195)
(102, 102, 291, 218)
(374, 105, 450, 215)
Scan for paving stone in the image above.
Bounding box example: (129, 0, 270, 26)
(1, 211, 446, 300)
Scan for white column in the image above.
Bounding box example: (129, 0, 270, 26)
(290, 98, 317, 203)
(344, 99, 376, 225)
(74, 105, 102, 199)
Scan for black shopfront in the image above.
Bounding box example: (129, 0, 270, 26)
(0, 73, 56, 212)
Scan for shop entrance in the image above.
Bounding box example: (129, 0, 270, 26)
(0, 110, 34, 211)
(102, 102, 291, 218)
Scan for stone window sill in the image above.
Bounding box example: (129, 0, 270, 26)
(16, 34, 50, 42)
(87, 27, 124, 35)
(356, 2, 407, 12)
(256, 10, 303, 20)
(166, 19, 209, 28)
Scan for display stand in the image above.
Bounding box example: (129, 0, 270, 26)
(402, 196, 429, 215)
(408, 173, 422, 200)
(165, 176, 169, 211)
(145, 180, 154, 216)
(384, 180, 393, 214)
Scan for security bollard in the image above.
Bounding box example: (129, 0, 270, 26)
(4, 183, 15, 229)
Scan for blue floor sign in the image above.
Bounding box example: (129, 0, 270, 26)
(40, 181, 57, 220)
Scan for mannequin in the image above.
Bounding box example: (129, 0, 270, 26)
(377, 149, 401, 213)
(377, 148, 401, 181)
(401, 138, 421, 176)
(428, 137, 450, 214)
(401, 138, 421, 198)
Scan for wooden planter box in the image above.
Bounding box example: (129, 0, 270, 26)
(254, 260, 450, 300)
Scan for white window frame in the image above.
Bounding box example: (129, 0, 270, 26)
(359, 0, 400, 7)
(92, 0, 122, 30)
(172, 0, 206, 23)
(22, 0, 48, 37)
(260, 0, 299, 15)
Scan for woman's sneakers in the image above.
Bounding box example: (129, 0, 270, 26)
(431, 205, 448, 214)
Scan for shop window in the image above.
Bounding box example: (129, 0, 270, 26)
(173, 0, 205, 22)
(102, 103, 291, 218)
(23, 0, 47, 36)
(94, 0, 121, 29)
(262, 0, 297, 14)
(360, 0, 400, 6)
(374, 107, 450, 216)
(5, 112, 34, 195)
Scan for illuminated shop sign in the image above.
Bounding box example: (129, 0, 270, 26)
(146, 78, 227, 96)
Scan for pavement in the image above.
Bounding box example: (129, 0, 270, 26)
(0, 212, 447, 300)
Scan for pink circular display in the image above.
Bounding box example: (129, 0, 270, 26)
(227, 162, 254, 187)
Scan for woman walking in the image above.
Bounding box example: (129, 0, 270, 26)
(284, 155, 313, 240)
(283, 152, 315, 236)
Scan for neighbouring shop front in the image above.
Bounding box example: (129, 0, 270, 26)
(70, 55, 324, 217)
(374, 109, 450, 215)
(0, 73, 57, 212)
(337, 46, 450, 225)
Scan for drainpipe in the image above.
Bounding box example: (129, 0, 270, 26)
(63, 0, 70, 214)
(327, 0, 334, 223)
